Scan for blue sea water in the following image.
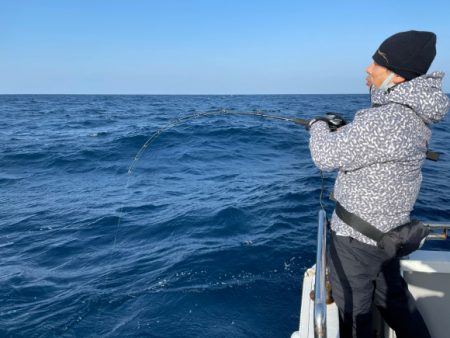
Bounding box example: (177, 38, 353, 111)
(1, 94, 449, 338)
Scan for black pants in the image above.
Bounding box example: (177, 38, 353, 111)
(328, 231, 431, 338)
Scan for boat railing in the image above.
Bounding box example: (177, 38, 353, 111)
(314, 209, 328, 338)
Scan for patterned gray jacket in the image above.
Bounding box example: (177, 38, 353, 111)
(309, 72, 449, 245)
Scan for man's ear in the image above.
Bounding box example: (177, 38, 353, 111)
(392, 74, 406, 84)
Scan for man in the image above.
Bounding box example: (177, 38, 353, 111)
(308, 31, 449, 337)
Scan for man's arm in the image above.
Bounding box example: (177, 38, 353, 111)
(308, 110, 420, 172)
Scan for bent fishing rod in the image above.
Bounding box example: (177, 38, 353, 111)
(127, 109, 309, 176)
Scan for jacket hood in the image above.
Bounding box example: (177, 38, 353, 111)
(371, 71, 450, 124)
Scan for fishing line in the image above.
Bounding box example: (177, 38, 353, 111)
(319, 170, 326, 212)
(113, 109, 310, 248)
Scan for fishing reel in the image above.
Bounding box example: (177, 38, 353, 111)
(307, 112, 347, 132)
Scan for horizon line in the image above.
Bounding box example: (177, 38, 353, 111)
(0, 92, 372, 96)
(2, 92, 449, 96)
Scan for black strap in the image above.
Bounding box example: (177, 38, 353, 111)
(335, 201, 384, 242)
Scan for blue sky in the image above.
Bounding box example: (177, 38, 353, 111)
(1, 0, 450, 94)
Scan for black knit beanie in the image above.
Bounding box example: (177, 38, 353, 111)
(372, 30, 436, 80)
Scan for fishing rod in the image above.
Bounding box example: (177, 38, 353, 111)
(126, 109, 309, 176)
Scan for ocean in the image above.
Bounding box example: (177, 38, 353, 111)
(1, 94, 449, 338)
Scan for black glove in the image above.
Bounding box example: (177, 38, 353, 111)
(306, 112, 347, 132)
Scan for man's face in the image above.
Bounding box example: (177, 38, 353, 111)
(366, 62, 392, 88)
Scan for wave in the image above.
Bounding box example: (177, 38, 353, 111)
(2, 151, 48, 162)
(120, 203, 168, 214)
(0, 176, 24, 186)
(88, 131, 110, 137)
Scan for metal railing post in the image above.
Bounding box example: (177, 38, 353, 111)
(314, 210, 327, 338)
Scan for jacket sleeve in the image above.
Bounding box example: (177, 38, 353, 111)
(308, 110, 421, 172)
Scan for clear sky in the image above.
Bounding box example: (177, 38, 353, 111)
(1, 0, 450, 94)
